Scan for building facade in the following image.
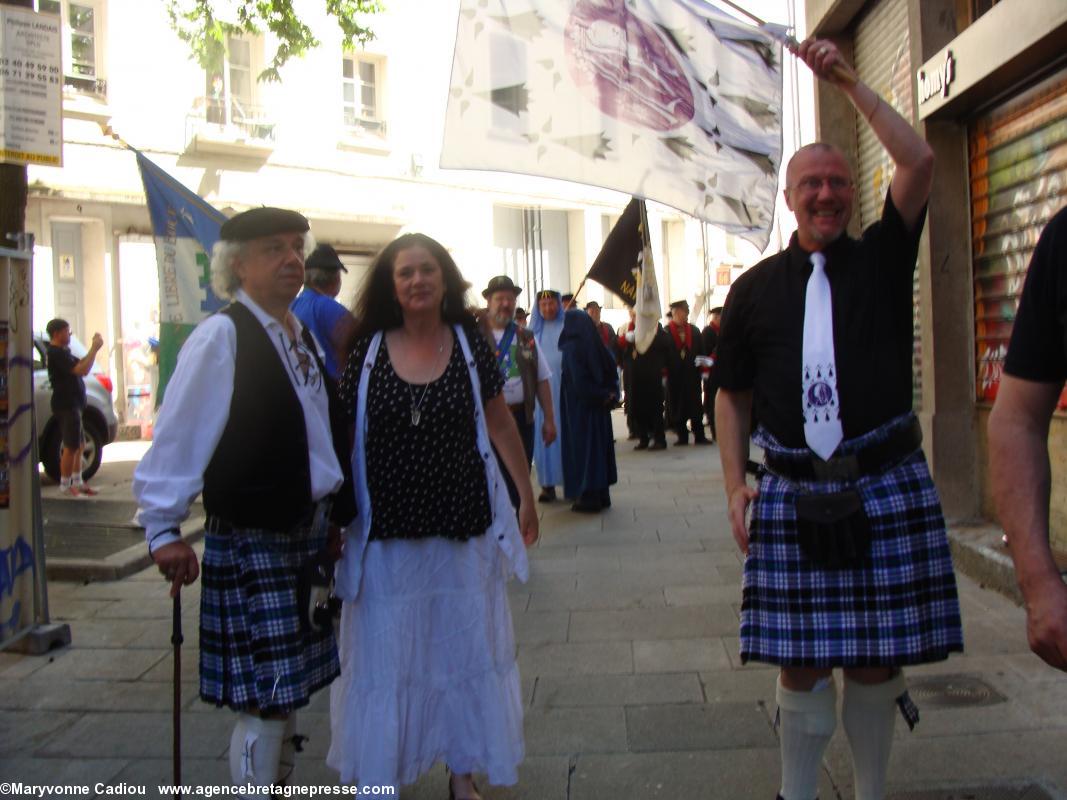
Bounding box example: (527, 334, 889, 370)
(27, 0, 771, 433)
(804, 0, 1067, 549)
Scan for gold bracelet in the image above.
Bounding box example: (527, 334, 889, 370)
(865, 96, 881, 124)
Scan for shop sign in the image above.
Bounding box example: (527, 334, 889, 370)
(0, 6, 62, 167)
(918, 50, 956, 105)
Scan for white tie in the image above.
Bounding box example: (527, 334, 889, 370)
(802, 251, 843, 460)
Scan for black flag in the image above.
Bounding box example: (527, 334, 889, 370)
(587, 197, 644, 306)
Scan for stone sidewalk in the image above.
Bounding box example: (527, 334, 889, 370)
(3, 418, 1067, 799)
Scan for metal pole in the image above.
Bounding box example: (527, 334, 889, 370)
(710, 0, 856, 85)
(172, 592, 183, 786)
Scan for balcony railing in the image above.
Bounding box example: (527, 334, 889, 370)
(185, 97, 276, 157)
(344, 115, 387, 137)
(64, 74, 107, 98)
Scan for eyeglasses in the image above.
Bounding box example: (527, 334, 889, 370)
(791, 176, 853, 194)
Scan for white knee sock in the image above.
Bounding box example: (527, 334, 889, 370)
(228, 713, 287, 786)
(842, 672, 906, 800)
(278, 713, 298, 785)
(777, 676, 837, 800)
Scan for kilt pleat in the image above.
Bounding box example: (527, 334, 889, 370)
(200, 524, 339, 714)
(741, 415, 964, 667)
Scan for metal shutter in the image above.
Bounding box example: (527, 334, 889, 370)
(971, 69, 1067, 407)
(852, 0, 921, 409)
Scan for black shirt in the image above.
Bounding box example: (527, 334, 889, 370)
(338, 327, 504, 542)
(46, 344, 86, 412)
(1003, 205, 1067, 384)
(716, 195, 924, 447)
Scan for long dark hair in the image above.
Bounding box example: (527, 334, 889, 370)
(347, 233, 478, 353)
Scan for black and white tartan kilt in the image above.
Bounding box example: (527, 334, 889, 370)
(741, 414, 964, 668)
(199, 519, 339, 714)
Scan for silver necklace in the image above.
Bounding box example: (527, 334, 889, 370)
(406, 330, 447, 426)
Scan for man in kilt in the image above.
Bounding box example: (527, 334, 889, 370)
(134, 207, 355, 786)
(715, 39, 963, 800)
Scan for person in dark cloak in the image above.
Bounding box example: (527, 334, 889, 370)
(559, 309, 619, 512)
(619, 308, 671, 450)
(665, 299, 710, 445)
(701, 306, 723, 441)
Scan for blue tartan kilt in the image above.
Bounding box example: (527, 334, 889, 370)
(199, 521, 339, 714)
(741, 415, 964, 668)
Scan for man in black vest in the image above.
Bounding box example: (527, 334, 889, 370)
(133, 207, 355, 787)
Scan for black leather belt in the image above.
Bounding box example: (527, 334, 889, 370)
(205, 499, 331, 537)
(764, 417, 923, 482)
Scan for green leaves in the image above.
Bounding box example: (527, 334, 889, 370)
(164, 0, 382, 82)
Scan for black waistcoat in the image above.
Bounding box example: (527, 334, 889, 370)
(202, 302, 315, 529)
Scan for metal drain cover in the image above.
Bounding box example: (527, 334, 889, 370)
(906, 674, 1006, 708)
(889, 785, 1055, 800)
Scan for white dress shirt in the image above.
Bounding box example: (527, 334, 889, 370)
(134, 289, 344, 553)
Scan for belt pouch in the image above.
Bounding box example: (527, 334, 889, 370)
(296, 551, 338, 635)
(794, 489, 872, 569)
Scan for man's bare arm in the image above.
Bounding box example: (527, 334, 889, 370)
(989, 374, 1067, 671)
(715, 388, 757, 554)
(794, 38, 934, 230)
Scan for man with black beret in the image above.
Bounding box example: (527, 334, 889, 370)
(133, 206, 356, 787)
(291, 243, 354, 379)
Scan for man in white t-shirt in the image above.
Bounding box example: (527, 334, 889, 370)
(480, 275, 556, 510)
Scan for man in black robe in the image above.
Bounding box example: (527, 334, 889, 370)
(618, 308, 671, 450)
(665, 300, 710, 445)
(701, 306, 723, 442)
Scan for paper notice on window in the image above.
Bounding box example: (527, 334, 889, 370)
(0, 6, 62, 167)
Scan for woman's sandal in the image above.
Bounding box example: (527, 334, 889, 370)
(447, 770, 483, 800)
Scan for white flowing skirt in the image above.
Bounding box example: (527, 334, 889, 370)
(327, 532, 525, 789)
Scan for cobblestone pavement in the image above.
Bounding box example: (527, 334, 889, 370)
(2, 417, 1066, 799)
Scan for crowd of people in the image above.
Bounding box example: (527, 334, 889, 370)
(121, 35, 1067, 800)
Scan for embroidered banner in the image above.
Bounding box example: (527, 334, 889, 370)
(442, 0, 785, 249)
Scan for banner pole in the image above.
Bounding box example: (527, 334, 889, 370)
(711, 0, 856, 84)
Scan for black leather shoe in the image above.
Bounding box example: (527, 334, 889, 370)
(571, 500, 603, 513)
(538, 487, 557, 503)
(634, 440, 649, 450)
(649, 440, 667, 451)
(693, 438, 713, 446)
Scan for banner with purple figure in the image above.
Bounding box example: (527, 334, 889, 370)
(442, 0, 785, 249)
(136, 151, 228, 405)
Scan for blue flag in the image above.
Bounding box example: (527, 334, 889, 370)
(135, 151, 228, 404)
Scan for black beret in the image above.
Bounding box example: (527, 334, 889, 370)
(669, 299, 689, 310)
(220, 207, 309, 242)
(306, 243, 347, 272)
(537, 289, 561, 301)
(709, 306, 724, 314)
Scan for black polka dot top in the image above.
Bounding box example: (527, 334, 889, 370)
(339, 326, 504, 542)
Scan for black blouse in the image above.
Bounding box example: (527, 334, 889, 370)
(715, 195, 924, 447)
(338, 326, 504, 542)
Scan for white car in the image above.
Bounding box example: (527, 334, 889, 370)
(33, 333, 119, 481)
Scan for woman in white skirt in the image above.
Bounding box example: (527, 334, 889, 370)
(328, 233, 538, 799)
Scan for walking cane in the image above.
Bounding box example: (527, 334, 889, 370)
(172, 591, 183, 786)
